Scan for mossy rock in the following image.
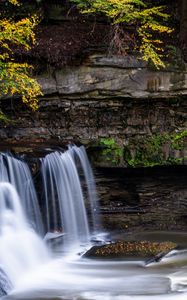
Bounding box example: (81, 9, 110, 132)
(84, 240, 177, 259)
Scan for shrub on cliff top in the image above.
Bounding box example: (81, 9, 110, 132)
(71, 0, 173, 69)
(0, 0, 42, 122)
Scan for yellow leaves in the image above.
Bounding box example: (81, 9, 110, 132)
(7, 0, 20, 5)
(0, 1, 42, 114)
(0, 15, 38, 51)
(91, 240, 176, 258)
(0, 53, 9, 60)
(0, 61, 42, 111)
(142, 23, 173, 34)
(80, 0, 137, 19)
(72, 0, 173, 69)
(140, 42, 165, 69)
(139, 6, 170, 20)
(138, 21, 173, 68)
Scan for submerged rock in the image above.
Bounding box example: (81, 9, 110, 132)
(146, 249, 187, 267)
(84, 240, 177, 259)
(0, 268, 12, 297)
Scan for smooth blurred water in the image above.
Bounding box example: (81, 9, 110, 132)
(0, 183, 49, 286)
(41, 149, 91, 248)
(1, 147, 187, 300)
(0, 154, 43, 234)
(68, 145, 101, 233)
(3, 248, 187, 300)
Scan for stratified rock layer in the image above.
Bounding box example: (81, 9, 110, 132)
(0, 55, 187, 167)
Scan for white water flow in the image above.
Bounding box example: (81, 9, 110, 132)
(41, 148, 90, 249)
(0, 183, 49, 286)
(2, 146, 187, 300)
(68, 145, 101, 234)
(4, 252, 187, 300)
(0, 153, 43, 235)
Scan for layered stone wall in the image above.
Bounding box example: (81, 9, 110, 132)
(0, 55, 187, 167)
(1, 54, 187, 232)
(96, 166, 187, 232)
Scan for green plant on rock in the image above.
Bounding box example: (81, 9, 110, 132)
(124, 133, 168, 167)
(124, 131, 187, 167)
(99, 137, 123, 165)
(171, 130, 187, 150)
(71, 0, 173, 69)
(0, 110, 11, 124)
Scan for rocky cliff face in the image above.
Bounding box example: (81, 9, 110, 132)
(38, 55, 187, 99)
(0, 0, 187, 233)
(0, 0, 187, 167)
(0, 55, 187, 167)
(96, 166, 187, 232)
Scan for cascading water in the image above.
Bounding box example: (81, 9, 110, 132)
(41, 147, 93, 249)
(0, 183, 49, 287)
(1, 146, 187, 300)
(68, 145, 101, 234)
(0, 153, 43, 235)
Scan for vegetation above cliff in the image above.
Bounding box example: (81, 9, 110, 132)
(0, 0, 42, 122)
(0, 0, 177, 69)
(0, 0, 179, 122)
(71, 0, 173, 68)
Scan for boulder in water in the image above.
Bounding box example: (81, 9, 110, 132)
(84, 240, 177, 259)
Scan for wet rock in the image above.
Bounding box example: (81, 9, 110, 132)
(96, 166, 187, 232)
(84, 240, 177, 259)
(0, 268, 12, 297)
(44, 232, 66, 242)
(146, 249, 187, 267)
(1, 94, 187, 167)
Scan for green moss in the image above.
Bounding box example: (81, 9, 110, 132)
(97, 138, 123, 165)
(92, 131, 187, 167)
(171, 130, 187, 150)
(124, 134, 168, 167)
(124, 131, 187, 167)
(0, 110, 11, 125)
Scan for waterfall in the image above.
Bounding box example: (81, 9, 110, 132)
(0, 183, 49, 286)
(68, 145, 101, 234)
(1, 146, 187, 300)
(0, 145, 101, 293)
(0, 153, 43, 235)
(41, 146, 99, 245)
(41, 147, 93, 248)
(0, 146, 100, 252)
